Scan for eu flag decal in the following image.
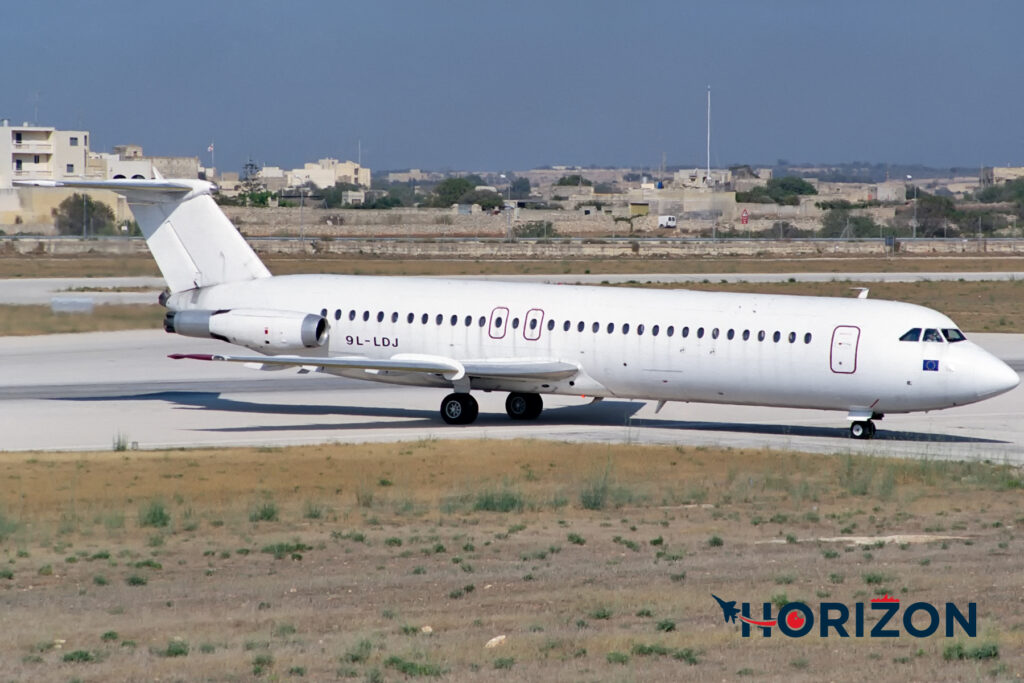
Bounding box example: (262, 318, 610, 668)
(923, 359, 940, 372)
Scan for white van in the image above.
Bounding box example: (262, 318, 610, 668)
(657, 215, 677, 228)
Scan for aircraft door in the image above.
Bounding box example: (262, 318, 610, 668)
(523, 308, 545, 341)
(830, 325, 860, 374)
(488, 307, 509, 339)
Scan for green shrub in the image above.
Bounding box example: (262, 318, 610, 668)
(249, 501, 279, 523)
(473, 490, 523, 513)
(139, 500, 170, 528)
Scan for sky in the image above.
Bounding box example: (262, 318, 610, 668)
(3, 1, 1023, 175)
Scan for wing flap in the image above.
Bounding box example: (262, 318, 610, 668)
(169, 353, 578, 381)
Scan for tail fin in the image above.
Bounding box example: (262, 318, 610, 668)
(15, 178, 270, 293)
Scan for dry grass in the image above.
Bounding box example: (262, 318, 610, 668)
(1, 440, 1021, 681)
(3, 252, 1024, 279)
(0, 304, 163, 336)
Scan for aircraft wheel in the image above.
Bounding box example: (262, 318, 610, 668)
(505, 392, 543, 420)
(441, 393, 478, 425)
(850, 421, 874, 439)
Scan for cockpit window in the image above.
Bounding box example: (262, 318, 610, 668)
(942, 328, 966, 343)
(922, 328, 943, 342)
(899, 328, 921, 342)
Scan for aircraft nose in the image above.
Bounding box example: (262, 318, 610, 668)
(975, 355, 1020, 399)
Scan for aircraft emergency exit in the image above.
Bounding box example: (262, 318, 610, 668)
(20, 177, 1019, 439)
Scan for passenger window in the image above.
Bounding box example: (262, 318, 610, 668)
(637, 324, 645, 336)
(742, 329, 750, 341)
(363, 311, 370, 321)
(589, 322, 597, 333)
(682, 326, 689, 338)
(320, 308, 327, 317)
(335, 309, 342, 321)
(607, 322, 615, 333)
(652, 325, 660, 337)
(495, 316, 503, 327)
(377, 311, 385, 322)
(547, 319, 555, 331)
(773, 331, 781, 343)
(577, 321, 585, 332)
(349, 310, 356, 321)
(421, 313, 428, 324)
(900, 328, 921, 342)
(464, 315, 472, 327)
(666, 325, 675, 337)
(697, 327, 705, 339)
(564, 320, 571, 331)
(758, 330, 765, 342)
(804, 332, 812, 344)
(788, 331, 796, 343)
(407, 313, 414, 323)
(942, 328, 966, 342)
(727, 329, 734, 340)
(622, 323, 631, 334)
(480, 316, 487, 327)
(531, 319, 539, 330)
(450, 314, 458, 326)
(512, 318, 520, 329)
(711, 328, 719, 339)
(922, 328, 943, 342)
(435, 314, 443, 325)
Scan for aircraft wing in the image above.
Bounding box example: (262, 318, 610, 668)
(169, 353, 578, 381)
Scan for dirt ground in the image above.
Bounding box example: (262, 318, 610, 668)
(1, 440, 1021, 681)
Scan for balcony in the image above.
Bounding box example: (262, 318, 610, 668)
(12, 141, 53, 154)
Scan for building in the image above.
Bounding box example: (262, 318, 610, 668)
(982, 166, 1024, 185)
(1, 120, 90, 189)
(285, 158, 370, 189)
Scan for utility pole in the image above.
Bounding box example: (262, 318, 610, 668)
(706, 85, 711, 188)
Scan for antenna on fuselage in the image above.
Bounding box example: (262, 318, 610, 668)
(851, 288, 870, 299)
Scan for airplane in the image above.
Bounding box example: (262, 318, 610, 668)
(17, 177, 1019, 439)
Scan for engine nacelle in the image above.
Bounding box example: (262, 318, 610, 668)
(165, 308, 329, 351)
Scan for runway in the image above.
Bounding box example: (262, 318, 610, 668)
(1, 329, 1021, 461)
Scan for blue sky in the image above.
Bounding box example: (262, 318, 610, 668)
(3, 1, 1022, 175)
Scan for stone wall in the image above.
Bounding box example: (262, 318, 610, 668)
(5, 235, 1024, 259)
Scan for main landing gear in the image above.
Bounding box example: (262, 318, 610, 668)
(849, 421, 876, 439)
(505, 392, 543, 420)
(439, 392, 544, 425)
(440, 393, 478, 425)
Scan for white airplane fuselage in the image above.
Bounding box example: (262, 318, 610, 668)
(168, 273, 1018, 416)
(20, 177, 1017, 437)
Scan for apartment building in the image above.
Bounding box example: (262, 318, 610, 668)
(1, 120, 90, 189)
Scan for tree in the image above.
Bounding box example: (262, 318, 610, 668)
(555, 174, 592, 187)
(54, 194, 116, 236)
(509, 177, 531, 199)
(430, 177, 475, 207)
(457, 189, 504, 211)
(819, 209, 881, 238)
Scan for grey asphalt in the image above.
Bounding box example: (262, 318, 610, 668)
(1, 329, 1021, 461)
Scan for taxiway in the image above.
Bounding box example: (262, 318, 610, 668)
(1, 329, 1021, 461)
